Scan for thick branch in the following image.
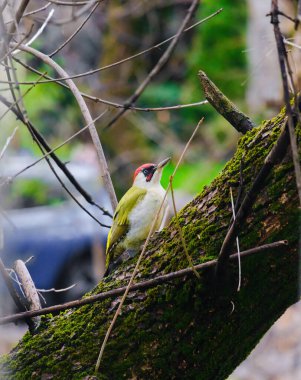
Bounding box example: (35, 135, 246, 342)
(198, 70, 255, 134)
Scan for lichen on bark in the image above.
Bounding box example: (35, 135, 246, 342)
(0, 107, 299, 379)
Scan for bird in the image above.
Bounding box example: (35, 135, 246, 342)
(104, 157, 170, 276)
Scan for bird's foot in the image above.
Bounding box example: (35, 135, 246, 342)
(102, 249, 139, 279)
(121, 248, 138, 261)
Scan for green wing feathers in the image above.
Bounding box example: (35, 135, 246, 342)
(106, 186, 147, 265)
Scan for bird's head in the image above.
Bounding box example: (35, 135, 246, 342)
(133, 157, 170, 188)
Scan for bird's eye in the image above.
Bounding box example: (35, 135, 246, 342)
(143, 169, 148, 175)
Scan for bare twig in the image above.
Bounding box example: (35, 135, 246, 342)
(1, 0, 30, 59)
(283, 38, 301, 50)
(0, 109, 108, 189)
(4, 59, 208, 111)
(5, 3, 51, 24)
(37, 284, 76, 293)
(298, 0, 301, 22)
(44, 0, 102, 25)
(16, 44, 118, 211)
(49, 2, 98, 57)
(198, 70, 254, 134)
(0, 127, 18, 160)
(0, 22, 34, 62)
(270, 0, 301, 206)
(33, 137, 111, 228)
(47, 0, 100, 5)
(104, 0, 201, 129)
(0, 71, 47, 122)
(0, 240, 288, 326)
(0, 95, 112, 218)
(95, 118, 203, 373)
(230, 187, 241, 291)
(13, 9, 55, 55)
(0, 258, 27, 315)
(7, 9, 222, 85)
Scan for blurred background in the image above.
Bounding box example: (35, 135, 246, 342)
(0, 0, 300, 378)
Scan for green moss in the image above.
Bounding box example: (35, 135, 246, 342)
(1, 109, 299, 379)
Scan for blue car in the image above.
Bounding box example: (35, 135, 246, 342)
(0, 155, 112, 313)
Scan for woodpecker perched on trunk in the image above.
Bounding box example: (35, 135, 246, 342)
(104, 157, 170, 276)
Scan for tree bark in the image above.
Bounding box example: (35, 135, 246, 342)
(0, 106, 300, 379)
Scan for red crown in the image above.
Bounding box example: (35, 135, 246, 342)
(133, 163, 154, 181)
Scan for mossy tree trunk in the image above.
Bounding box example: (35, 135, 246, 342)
(0, 108, 300, 379)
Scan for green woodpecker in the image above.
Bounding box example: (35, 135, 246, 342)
(104, 157, 170, 276)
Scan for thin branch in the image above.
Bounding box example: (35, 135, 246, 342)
(230, 187, 241, 291)
(37, 284, 76, 293)
(29, 134, 111, 228)
(0, 23, 34, 62)
(0, 95, 112, 218)
(0, 258, 27, 315)
(270, 0, 301, 206)
(6, 9, 222, 85)
(49, 2, 98, 57)
(5, 3, 51, 24)
(95, 118, 203, 373)
(105, 0, 201, 129)
(0, 126, 18, 160)
(198, 70, 254, 134)
(16, 44, 118, 211)
(4, 59, 208, 112)
(1, 0, 30, 60)
(13, 9, 55, 55)
(43, 0, 102, 25)
(0, 71, 47, 122)
(0, 240, 288, 326)
(0, 110, 112, 226)
(22, 2, 51, 17)
(0, 109, 108, 189)
(283, 38, 301, 50)
(47, 0, 100, 5)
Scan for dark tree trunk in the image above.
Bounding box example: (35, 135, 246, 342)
(0, 107, 299, 379)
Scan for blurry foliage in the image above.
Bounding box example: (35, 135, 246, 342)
(161, 160, 225, 193)
(15, 0, 248, 197)
(7, 178, 66, 209)
(184, 0, 247, 105)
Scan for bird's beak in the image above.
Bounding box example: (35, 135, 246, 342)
(156, 157, 171, 170)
